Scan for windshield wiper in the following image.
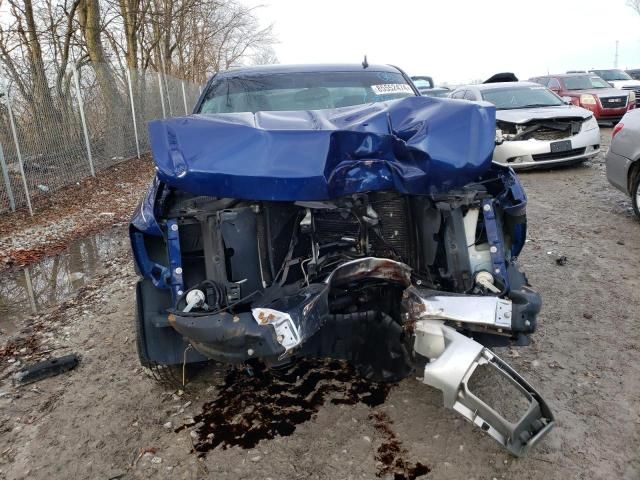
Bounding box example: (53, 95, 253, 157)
(520, 104, 561, 108)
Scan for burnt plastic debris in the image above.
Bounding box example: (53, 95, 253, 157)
(179, 359, 391, 453)
(555, 255, 568, 266)
(14, 353, 80, 385)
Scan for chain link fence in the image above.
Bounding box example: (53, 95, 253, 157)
(0, 63, 203, 215)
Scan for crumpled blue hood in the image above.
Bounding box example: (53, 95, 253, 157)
(148, 96, 496, 201)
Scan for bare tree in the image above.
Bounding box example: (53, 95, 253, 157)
(139, 0, 275, 82)
(1, 0, 276, 90)
(0, 0, 276, 145)
(628, 0, 640, 15)
(250, 45, 278, 66)
(0, 0, 87, 157)
(0, 1, 62, 119)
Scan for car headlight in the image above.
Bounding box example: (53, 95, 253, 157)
(629, 91, 636, 104)
(580, 94, 597, 106)
(583, 115, 598, 130)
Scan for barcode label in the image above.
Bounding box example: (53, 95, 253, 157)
(371, 84, 414, 95)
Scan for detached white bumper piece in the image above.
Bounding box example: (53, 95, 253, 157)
(415, 321, 555, 456)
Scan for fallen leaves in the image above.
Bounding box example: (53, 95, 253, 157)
(0, 155, 154, 272)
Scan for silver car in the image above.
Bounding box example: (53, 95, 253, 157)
(450, 82, 601, 170)
(606, 108, 640, 218)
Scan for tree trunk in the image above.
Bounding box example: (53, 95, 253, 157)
(23, 0, 63, 130)
(77, 0, 127, 163)
(119, 0, 139, 70)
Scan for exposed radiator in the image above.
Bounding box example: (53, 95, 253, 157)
(370, 191, 412, 261)
(313, 192, 412, 262)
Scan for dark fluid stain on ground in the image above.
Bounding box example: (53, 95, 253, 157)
(182, 358, 391, 454)
(370, 411, 430, 479)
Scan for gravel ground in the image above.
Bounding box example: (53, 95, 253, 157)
(0, 128, 638, 480)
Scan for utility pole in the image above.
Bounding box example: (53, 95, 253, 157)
(614, 40, 619, 68)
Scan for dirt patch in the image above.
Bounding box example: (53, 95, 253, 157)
(0, 129, 638, 480)
(0, 156, 153, 271)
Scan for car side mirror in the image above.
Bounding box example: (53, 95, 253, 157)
(561, 96, 573, 105)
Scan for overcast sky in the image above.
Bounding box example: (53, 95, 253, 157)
(248, 0, 640, 85)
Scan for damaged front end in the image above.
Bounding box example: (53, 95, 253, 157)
(493, 112, 601, 168)
(131, 96, 554, 455)
(496, 117, 584, 142)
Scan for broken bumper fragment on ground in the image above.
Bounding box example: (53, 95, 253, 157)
(415, 320, 554, 456)
(131, 95, 555, 455)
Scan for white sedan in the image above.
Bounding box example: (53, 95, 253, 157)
(450, 82, 600, 169)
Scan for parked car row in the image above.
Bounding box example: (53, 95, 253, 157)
(530, 73, 632, 123)
(410, 70, 640, 219)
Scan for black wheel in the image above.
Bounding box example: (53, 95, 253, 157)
(135, 282, 206, 388)
(631, 169, 640, 219)
(135, 281, 225, 389)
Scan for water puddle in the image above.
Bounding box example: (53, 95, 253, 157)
(0, 227, 129, 335)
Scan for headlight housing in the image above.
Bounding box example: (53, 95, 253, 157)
(580, 94, 597, 106)
(629, 91, 636, 105)
(583, 115, 598, 130)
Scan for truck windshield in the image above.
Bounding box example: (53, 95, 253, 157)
(564, 76, 609, 90)
(593, 69, 632, 81)
(199, 71, 415, 113)
(481, 86, 564, 110)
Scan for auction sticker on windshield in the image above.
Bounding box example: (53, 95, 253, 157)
(371, 84, 414, 95)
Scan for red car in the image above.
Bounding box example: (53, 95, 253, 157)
(530, 73, 635, 123)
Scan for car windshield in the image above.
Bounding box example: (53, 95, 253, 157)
(482, 87, 564, 110)
(481, 86, 564, 109)
(564, 76, 610, 90)
(593, 69, 632, 81)
(422, 89, 449, 98)
(199, 71, 415, 113)
(412, 78, 434, 89)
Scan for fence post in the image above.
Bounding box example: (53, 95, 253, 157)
(72, 67, 95, 177)
(158, 46, 172, 116)
(181, 81, 189, 115)
(126, 68, 141, 159)
(24, 267, 38, 314)
(157, 72, 167, 118)
(0, 142, 16, 211)
(6, 94, 33, 216)
(164, 75, 173, 117)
